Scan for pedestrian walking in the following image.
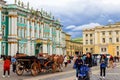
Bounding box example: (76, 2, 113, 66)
(11, 56, 17, 73)
(84, 53, 92, 67)
(74, 55, 83, 80)
(2, 56, 11, 78)
(64, 55, 68, 67)
(99, 54, 108, 79)
(109, 55, 114, 68)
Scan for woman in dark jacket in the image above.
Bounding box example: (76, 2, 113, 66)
(99, 54, 108, 79)
(74, 55, 83, 80)
(84, 53, 92, 67)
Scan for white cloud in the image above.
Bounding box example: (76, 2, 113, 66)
(108, 19, 114, 24)
(65, 25, 76, 29)
(65, 23, 101, 38)
(5, 0, 120, 16)
(70, 23, 101, 31)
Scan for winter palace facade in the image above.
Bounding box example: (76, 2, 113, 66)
(0, 0, 66, 56)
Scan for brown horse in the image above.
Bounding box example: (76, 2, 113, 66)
(52, 54, 64, 71)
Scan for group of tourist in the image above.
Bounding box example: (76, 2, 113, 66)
(72, 53, 117, 80)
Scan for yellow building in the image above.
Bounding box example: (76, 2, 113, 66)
(83, 22, 120, 56)
(65, 33, 83, 56)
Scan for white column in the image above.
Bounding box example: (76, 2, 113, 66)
(31, 42, 35, 55)
(27, 41, 31, 55)
(106, 31, 109, 44)
(10, 44, 14, 56)
(95, 32, 98, 44)
(88, 34, 90, 45)
(8, 17, 11, 35)
(27, 19, 30, 37)
(100, 32, 102, 44)
(50, 44, 52, 55)
(50, 26, 52, 40)
(43, 43, 47, 53)
(41, 23, 43, 38)
(27, 19, 30, 55)
(112, 31, 116, 43)
(83, 33, 86, 45)
(37, 23, 39, 38)
(31, 21, 35, 39)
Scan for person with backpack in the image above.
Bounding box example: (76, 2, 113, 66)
(100, 54, 108, 79)
(74, 55, 83, 80)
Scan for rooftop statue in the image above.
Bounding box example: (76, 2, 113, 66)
(21, 2, 24, 7)
(18, 0, 20, 6)
(27, 2, 29, 9)
(15, 0, 17, 4)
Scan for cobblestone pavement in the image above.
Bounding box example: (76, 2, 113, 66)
(0, 60, 120, 80)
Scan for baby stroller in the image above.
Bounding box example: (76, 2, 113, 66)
(78, 64, 90, 80)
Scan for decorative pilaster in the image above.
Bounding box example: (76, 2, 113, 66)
(31, 19, 35, 39)
(112, 31, 116, 43)
(27, 17, 31, 55)
(95, 31, 98, 44)
(37, 22, 39, 38)
(106, 31, 109, 44)
(41, 23, 44, 38)
(31, 19, 35, 55)
(49, 24, 52, 40)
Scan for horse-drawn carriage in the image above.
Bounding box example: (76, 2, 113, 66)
(16, 53, 64, 76)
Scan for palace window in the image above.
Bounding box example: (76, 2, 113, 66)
(2, 15, 5, 22)
(24, 18, 26, 24)
(90, 39, 93, 44)
(116, 31, 119, 35)
(109, 38, 112, 43)
(116, 37, 119, 42)
(117, 51, 119, 56)
(102, 38, 105, 43)
(90, 48, 93, 51)
(86, 40, 88, 44)
(116, 46, 119, 50)
(24, 28, 26, 38)
(17, 17, 19, 22)
(86, 48, 88, 51)
(102, 32, 105, 35)
(2, 26, 5, 37)
(86, 34, 88, 37)
(101, 48, 107, 52)
(20, 17, 22, 23)
(90, 34, 92, 37)
(109, 31, 111, 35)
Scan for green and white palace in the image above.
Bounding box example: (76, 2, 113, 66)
(0, 0, 66, 56)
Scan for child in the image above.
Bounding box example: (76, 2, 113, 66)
(3, 56, 11, 78)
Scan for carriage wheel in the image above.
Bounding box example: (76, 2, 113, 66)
(16, 63, 24, 76)
(31, 63, 38, 76)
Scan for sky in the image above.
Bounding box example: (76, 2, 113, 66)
(5, 0, 120, 38)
